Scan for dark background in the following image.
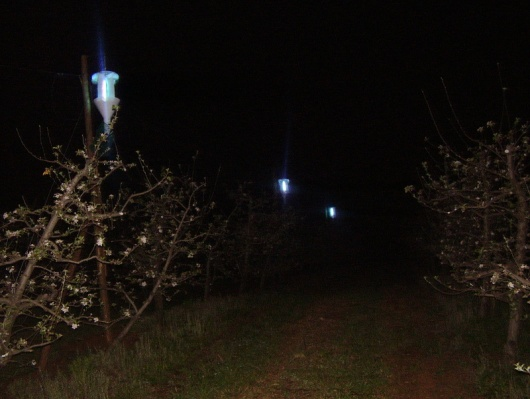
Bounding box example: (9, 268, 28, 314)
(1, 1, 530, 218)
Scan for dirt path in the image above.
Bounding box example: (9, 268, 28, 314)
(381, 284, 484, 399)
(236, 294, 362, 399)
(236, 281, 483, 399)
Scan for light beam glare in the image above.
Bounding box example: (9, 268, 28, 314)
(96, 25, 106, 71)
(93, 1, 106, 71)
(282, 111, 292, 179)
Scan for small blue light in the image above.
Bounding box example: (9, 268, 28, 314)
(326, 207, 336, 219)
(278, 178, 290, 194)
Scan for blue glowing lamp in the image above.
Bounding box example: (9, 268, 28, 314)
(326, 206, 336, 219)
(91, 71, 120, 125)
(278, 178, 290, 195)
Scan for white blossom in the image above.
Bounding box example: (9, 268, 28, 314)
(80, 298, 91, 307)
(491, 272, 500, 285)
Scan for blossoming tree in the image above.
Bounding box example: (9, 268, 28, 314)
(407, 119, 530, 362)
(225, 184, 298, 293)
(0, 140, 121, 365)
(109, 160, 216, 341)
(0, 136, 163, 366)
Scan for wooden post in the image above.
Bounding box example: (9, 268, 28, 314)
(81, 55, 113, 343)
(37, 56, 113, 371)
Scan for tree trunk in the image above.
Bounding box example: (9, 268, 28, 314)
(239, 246, 251, 295)
(504, 296, 523, 363)
(504, 148, 528, 362)
(203, 257, 212, 301)
(239, 269, 248, 294)
(259, 268, 267, 291)
(259, 255, 273, 292)
(478, 295, 495, 318)
(154, 291, 165, 326)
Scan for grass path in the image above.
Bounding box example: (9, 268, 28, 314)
(234, 292, 386, 398)
(3, 271, 486, 399)
(231, 276, 484, 399)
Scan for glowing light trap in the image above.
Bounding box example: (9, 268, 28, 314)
(326, 206, 336, 219)
(278, 179, 290, 195)
(91, 71, 120, 125)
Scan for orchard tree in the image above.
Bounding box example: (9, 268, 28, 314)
(407, 119, 530, 362)
(225, 184, 298, 293)
(200, 213, 230, 301)
(256, 206, 298, 290)
(110, 159, 216, 341)
(0, 135, 163, 366)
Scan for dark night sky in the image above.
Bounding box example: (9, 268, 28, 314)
(1, 1, 530, 215)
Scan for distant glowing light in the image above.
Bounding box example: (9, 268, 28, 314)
(278, 178, 290, 194)
(91, 71, 120, 125)
(326, 207, 336, 219)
